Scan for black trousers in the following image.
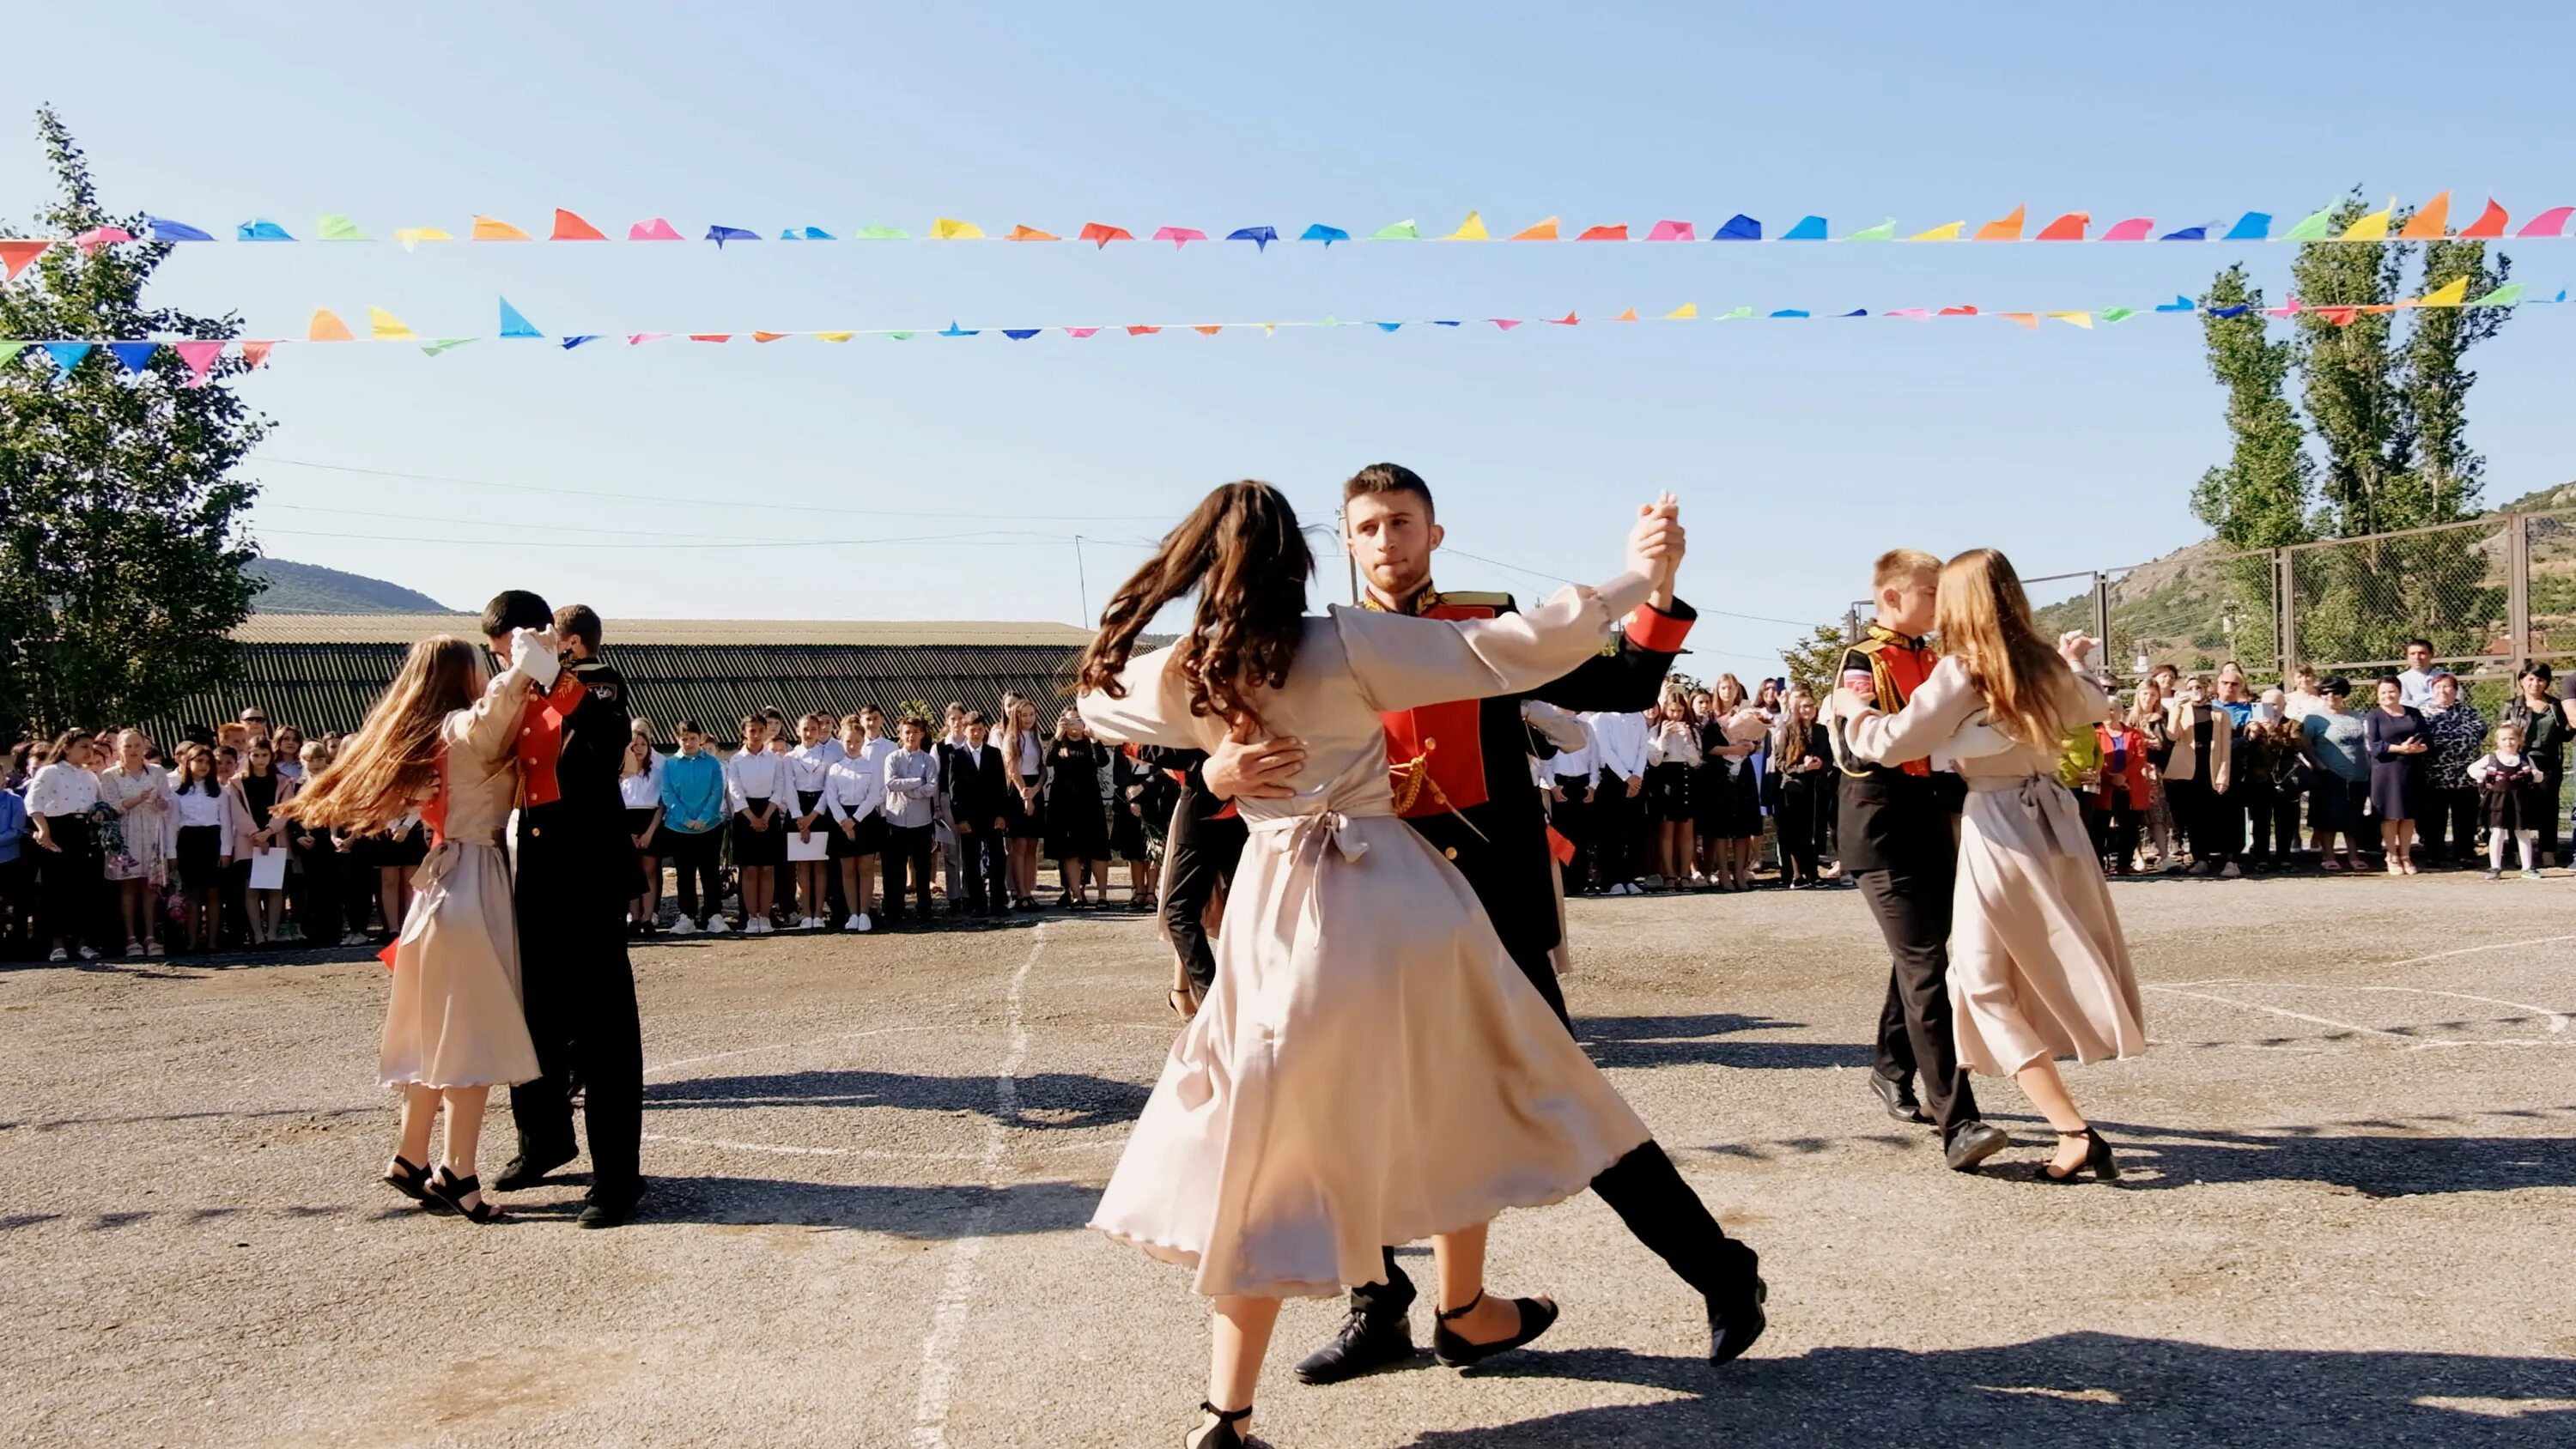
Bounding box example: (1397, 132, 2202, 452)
(665, 829, 723, 920)
(2085, 797, 2139, 865)
(2421, 785, 2482, 862)
(882, 823, 935, 919)
(1590, 771, 1639, 885)
(1352, 1139, 1758, 1320)
(958, 827, 1007, 911)
(1777, 781, 1829, 882)
(1160, 793, 1246, 997)
(508, 840, 644, 1194)
(37, 816, 101, 947)
(2245, 790, 2301, 862)
(1860, 864, 1980, 1139)
(1552, 783, 1593, 893)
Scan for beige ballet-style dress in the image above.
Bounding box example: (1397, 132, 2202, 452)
(1838, 658, 2147, 1076)
(1078, 572, 1658, 1300)
(377, 652, 545, 1091)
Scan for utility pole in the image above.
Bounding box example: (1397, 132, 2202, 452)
(1338, 510, 1358, 604)
(1072, 536, 1091, 622)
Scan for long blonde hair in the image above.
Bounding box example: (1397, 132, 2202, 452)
(1934, 549, 2076, 750)
(278, 636, 483, 834)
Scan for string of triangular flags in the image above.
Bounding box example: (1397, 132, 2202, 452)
(5, 282, 2558, 383)
(3, 194, 2565, 273)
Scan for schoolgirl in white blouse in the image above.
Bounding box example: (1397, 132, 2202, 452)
(785, 712, 844, 931)
(724, 714, 789, 933)
(823, 712, 887, 931)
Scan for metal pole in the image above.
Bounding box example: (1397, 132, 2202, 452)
(2507, 514, 2532, 670)
(2089, 572, 2108, 654)
(1073, 536, 1090, 622)
(2275, 548, 2297, 682)
(1339, 510, 1359, 605)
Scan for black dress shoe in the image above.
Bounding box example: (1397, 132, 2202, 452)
(577, 1179, 645, 1229)
(1708, 1273, 1770, 1365)
(1868, 1073, 1929, 1125)
(1944, 1121, 2011, 1173)
(491, 1147, 577, 1192)
(1293, 1308, 1417, 1384)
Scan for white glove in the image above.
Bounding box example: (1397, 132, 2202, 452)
(510, 627, 562, 689)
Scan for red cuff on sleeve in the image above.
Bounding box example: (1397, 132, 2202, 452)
(1624, 603, 1692, 654)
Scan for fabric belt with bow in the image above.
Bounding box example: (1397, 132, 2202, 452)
(1970, 773, 2083, 856)
(1247, 808, 1382, 864)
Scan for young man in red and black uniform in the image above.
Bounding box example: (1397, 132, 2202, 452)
(1835, 551, 2009, 1173)
(1206, 464, 1766, 1383)
(480, 593, 649, 1228)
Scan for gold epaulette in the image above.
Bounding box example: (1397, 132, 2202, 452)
(1417, 588, 1513, 615)
(1848, 636, 1889, 656)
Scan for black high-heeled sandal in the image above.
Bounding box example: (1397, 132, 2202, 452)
(425, 1166, 509, 1222)
(382, 1155, 432, 1203)
(1431, 1289, 1559, 1368)
(2041, 1125, 2121, 1183)
(1184, 1401, 1252, 1448)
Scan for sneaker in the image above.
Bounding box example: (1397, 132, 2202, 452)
(746, 918, 769, 936)
(47, 948, 66, 962)
(2523, 868, 2544, 880)
(2484, 869, 2503, 880)
(707, 916, 732, 934)
(668, 916, 696, 936)
(2220, 862, 2242, 880)
(77, 946, 100, 961)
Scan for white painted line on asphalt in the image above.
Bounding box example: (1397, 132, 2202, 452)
(2351, 985, 2573, 1034)
(2140, 985, 2410, 1041)
(637, 1131, 1123, 1162)
(911, 924, 1044, 1449)
(2320, 933, 2576, 973)
(643, 1023, 951, 1077)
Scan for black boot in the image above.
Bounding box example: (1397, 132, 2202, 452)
(1589, 1141, 1769, 1365)
(1296, 1249, 1419, 1384)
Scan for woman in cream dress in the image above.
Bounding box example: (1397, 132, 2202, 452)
(1836, 549, 2146, 1185)
(1076, 482, 1716, 1449)
(280, 630, 549, 1222)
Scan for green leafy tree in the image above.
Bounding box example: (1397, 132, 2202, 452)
(1, 106, 264, 736)
(1778, 623, 1850, 697)
(2190, 264, 2311, 680)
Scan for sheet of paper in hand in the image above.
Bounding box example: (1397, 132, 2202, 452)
(246, 848, 289, 891)
(786, 831, 829, 862)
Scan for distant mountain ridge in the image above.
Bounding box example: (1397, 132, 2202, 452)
(247, 557, 450, 614)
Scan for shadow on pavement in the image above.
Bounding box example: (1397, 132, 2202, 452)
(1577, 1014, 1875, 1071)
(1412, 1333, 2576, 1446)
(639, 1173, 1097, 1236)
(642, 1069, 1148, 1129)
(2097, 1119, 2576, 1197)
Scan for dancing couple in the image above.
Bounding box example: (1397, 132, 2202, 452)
(1074, 476, 1764, 1448)
(282, 591, 647, 1228)
(1833, 548, 2148, 1184)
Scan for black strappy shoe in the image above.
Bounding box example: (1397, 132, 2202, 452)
(2042, 1125, 2122, 1183)
(1185, 1401, 1252, 1448)
(1431, 1289, 1559, 1368)
(425, 1166, 508, 1222)
(382, 1155, 431, 1203)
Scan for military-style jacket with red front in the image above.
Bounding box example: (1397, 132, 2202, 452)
(1368, 584, 1696, 965)
(1834, 625, 1964, 873)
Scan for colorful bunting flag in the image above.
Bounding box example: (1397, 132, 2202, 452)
(1510, 217, 1560, 240)
(625, 332, 669, 346)
(931, 219, 983, 240)
(2519, 206, 2575, 238)
(0, 342, 25, 367)
(1849, 218, 1897, 241)
(707, 225, 760, 246)
(393, 227, 453, 250)
(238, 219, 293, 240)
(73, 227, 132, 256)
(2415, 276, 2470, 306)
(1443, 212, 1488, 241)
(1781, 215, 1827, 240)
(315, 214, 368, 241)
(471, 215, 532, 241)
(421, 338, 477, 355)
(500, 300, 542, 338)
(2101, 217, 2156, 241)
(1194, 324, 1222, 336)
(241, 342, 275, 369)
(2221, 213, 2270, 241)
(688, 334, 731, 343)
(0, 240, 47, 281)
(2047, 311, 2093, 329)
(106, 341, 157, 373)
(1227, 226, 1278, 249)
(1153, 227, 1206, 248)
(2398, 192, 2451, 239)
(856, 224, 909, 239)
(2282, 207, 2335, 241)
(1301, 224, 1349, 246)
(1972, 206, 2026, 242)
(1646, 220, 1695, 242)
(2102, 307, 2137, 323)
(1003, 329, 1041, 340)
(2471, 282, 2526, 306)
(2001, 312, 2038, 330)
(147, 215, 215, 242)
(752, 331, 789, 343)
(368, 308, 414, 341)
(1080, 222, 1133, 247)
(2341, 203, 2396, 241)
(1575, 224, 1627, 241)
(1371, 220, 1419, 240)
(1006, 225, 1058, 241)
(1907, 221, 1965, 241)
(561, 336, 598, 349)
(43, 342, 92, 373)
(2035, 211, 2089, 241)
(552, 209, 608, 241)
(630, 218, 684, 241)
(307, 309, 355, 342)
(1715, 215, 1762, 241)
(2461, 200, 2510, 238)
(1662, 303, 1698, 319)
(783, 226, 834, 240)
(815, 332, 854, 343)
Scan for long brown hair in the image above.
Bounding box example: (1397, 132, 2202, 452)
(278, 636, 484, 834)
(1934, 548, 2077, 751)
(1076, 481, 1314, 731)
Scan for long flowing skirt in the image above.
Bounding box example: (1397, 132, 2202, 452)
(380, 839, 542, 1089)
(1949, 779, 2148, 1076)
(1091, 811, 1649, 1299)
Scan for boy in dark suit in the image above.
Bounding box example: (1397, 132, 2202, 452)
(943, 712, 1010, 917)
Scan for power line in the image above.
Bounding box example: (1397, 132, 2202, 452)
(256, 501, 1094, 546)
(1442, 547, 1820, 626)
(254, 526, 1087, 550)
(246, 455, 1183, 523)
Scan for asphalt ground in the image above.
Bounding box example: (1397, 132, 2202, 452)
(3, 872, 2573, 1447)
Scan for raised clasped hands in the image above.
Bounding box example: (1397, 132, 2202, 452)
(1203, 718, 1307, 802)
(1623, 493, 1685, 603)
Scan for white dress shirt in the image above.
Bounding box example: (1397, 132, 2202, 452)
(824, 755, 888, 825)
(619, 768, 662, 809)
(724, 749, 792, 813)
(1647, 721, 1700, 767)
(1546, 716, 1597, 784)
(1581, 710, 1650, 781)
(172, 785, 228, 830)
(26, 761, 100, 818)
(881, 747, 941, 828)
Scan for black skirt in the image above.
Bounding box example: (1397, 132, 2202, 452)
(829, 810, 885, 859)
(175, 824, 224, 892)
(733, 798, 786, 866)
(1695, 760, 1762, 839)
(1004, 773, 1045, 840)
(626, 806, 660, 850)
(1643, 761, 1692, 821)
(380, 821, 429, 868)
(1110, 797, 1149, 859)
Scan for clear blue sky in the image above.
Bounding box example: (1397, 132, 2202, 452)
(9, 2, 2573, 672)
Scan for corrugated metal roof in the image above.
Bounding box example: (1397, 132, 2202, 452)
(231, 615, 1097, 646)
(142, 640, 1084, 746)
